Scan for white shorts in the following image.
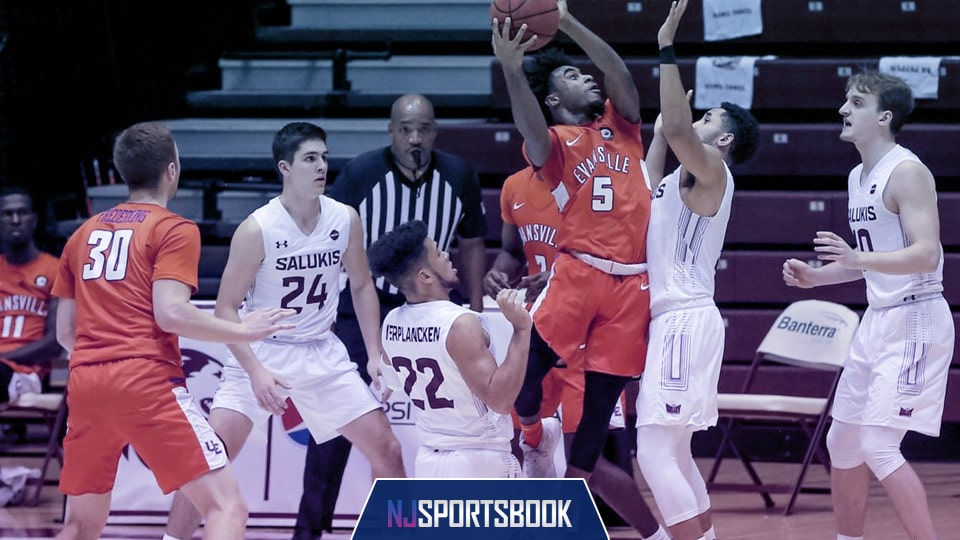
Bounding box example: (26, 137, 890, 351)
(212, 337, 381, 444)
(415, 446, 521, 478)
(636, 305, 724, 429)
(832, 297, 954, 437)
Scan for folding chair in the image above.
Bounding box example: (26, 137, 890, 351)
(0, 359, 68, 506)
(706, 300, 860, 515)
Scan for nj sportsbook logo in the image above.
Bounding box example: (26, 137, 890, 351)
(353, 479, 607, 539)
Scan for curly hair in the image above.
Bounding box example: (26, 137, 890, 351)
(719, 102, 761, 165)
(524, 47, 574, 122)
(367, 220, 429, 295)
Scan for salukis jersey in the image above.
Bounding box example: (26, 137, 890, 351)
(847, 144, 944, 309)
(243, 196, 350, 341)
(647, 164, 734, 316)
(382, 301, 513, 451)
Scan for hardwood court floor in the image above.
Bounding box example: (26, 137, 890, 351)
(1, 456, 958, 539)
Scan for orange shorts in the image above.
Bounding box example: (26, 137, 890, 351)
(511, 364, 585, 435)
(532, 253, 650, 377)
(60, 359, 228, 495)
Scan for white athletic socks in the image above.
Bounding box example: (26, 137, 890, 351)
(642, 526, 672, 540)
(837, 535, 864, 540)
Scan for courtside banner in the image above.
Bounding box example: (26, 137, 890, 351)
(353, 479, 608, 539)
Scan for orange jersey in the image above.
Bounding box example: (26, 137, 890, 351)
(53, 203, 200, 368)
(499, 167, 562, 275)
(531, 101, 651, 264)
(0, 252, 59, 373)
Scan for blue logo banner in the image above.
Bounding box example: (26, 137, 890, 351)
(353, 479, 608, 539)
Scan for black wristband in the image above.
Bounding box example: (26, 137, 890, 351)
(659, 45, 677, 64)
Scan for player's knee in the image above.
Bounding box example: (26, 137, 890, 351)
(385, 434, 403, 460)
(825, 421, 864, 470)
(226, 497, 249, 522)
(635, 426, 669, 472)
(859, 425, 907, 481)
(373, 433, 404, 470)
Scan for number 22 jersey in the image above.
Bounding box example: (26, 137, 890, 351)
(382, 301, 513, 451)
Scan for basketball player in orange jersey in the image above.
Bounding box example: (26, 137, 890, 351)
(484, 167, 632, 485)
(0, 187, 63, 406)
(492, 1, 666, 538)
(485, 166, 567, 477)
(52, 122, 295, 540)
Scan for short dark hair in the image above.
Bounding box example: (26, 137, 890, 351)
(0, 186, 34, 210)
(719, 102, 761, 164)
(367, 220, 429, 295)
(846, 70, 915, 134)
(524, 47, 574, 122)
(113, 122, 178, 191)
(272, 122, 327, 172)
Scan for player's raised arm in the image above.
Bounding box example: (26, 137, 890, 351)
(492, 18, 553, 167)
(557, 0, 638, 122)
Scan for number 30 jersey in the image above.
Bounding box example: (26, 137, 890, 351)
(243, 196, 350, 342)
(382, 301, 513, 451)
(53, 203, 200, 368)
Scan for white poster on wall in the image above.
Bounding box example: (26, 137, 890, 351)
(702, 0, 762, 41)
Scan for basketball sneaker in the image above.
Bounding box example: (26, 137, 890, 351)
(520, 416, 561, 478)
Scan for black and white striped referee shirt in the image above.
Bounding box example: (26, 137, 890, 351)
(327, 146, 486, 305)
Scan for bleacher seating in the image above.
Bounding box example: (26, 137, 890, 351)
(158, 0, 960, 431)
(170, 119, 960, 181)
(491, 58, 960, 116)
(573, 0, 959, 49)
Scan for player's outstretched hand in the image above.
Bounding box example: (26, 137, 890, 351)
(484, 268, 514, 298)
(783, 258, 818, 289)
(367, 353, 394, 402)
(658, 0, 689, 48)
(250, 365, 291, 415)
(814, 230, 861, 269)
(496, 288, 533, 332)
(491, 17, 539, 71)
(239, 307, 296, 341)
(518, 271, 549, 303)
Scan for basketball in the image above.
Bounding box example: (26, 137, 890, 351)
(490, 0, 560, 51)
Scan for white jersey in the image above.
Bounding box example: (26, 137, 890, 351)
(381, 301, 513, 451)
(243, 196, 351, 342)
(647, 164, 734, 316)
(847, 145, 944, 309)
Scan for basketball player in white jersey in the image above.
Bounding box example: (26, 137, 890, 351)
(784, 71, 953, 540)
(164, 122, 406, 539)
(368, 220, 531, 478)
(635, 3, 760, 540)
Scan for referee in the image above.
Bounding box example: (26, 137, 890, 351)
(292, 93, 487, 540)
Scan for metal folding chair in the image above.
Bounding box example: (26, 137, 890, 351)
(707, 300, 860, 515)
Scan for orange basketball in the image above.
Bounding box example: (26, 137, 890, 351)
(490, 0, 559, 51)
